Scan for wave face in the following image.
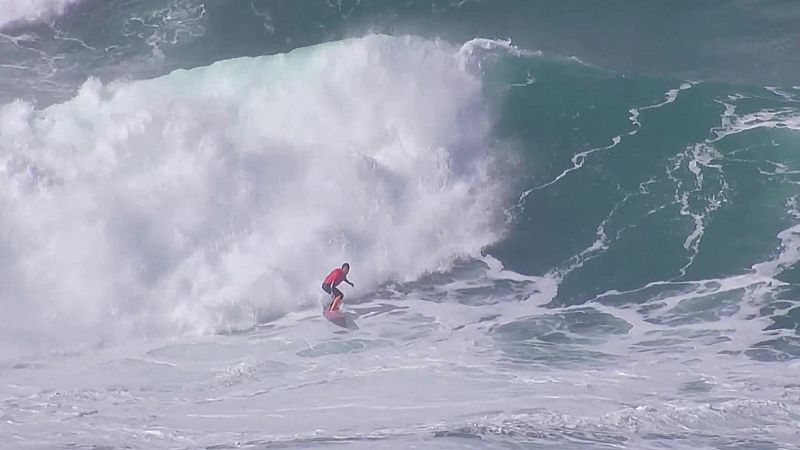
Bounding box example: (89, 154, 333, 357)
(1, 2, 799, 450)
(0, 34, 508, 355)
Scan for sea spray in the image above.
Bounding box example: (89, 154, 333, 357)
(0, 35, 511, 357)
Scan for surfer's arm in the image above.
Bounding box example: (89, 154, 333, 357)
(345, 278, 354, 287)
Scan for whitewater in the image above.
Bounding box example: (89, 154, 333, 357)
(2, 1, 800, 449)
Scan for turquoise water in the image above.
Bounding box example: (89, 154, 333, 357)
(1, 1, 799, 449)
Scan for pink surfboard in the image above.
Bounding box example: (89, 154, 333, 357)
(323, 310, 347, 327)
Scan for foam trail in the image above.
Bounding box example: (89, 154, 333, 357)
(710, 109, 800, 142)
(641, 82, 695, 111)
(515, 136, 621, 206)
(667, 143, 728, 277)
(629, 82, 695, 131)
(0, 35, 508, 359)
(510, 71, 535, 87)
(555, 192, 637, 277)
(458, 37, 541, 60)
(765, 86, 797, 101)
(0, 0, 83, 29)
(666, 96, 799, 278)
(594, 196, 800, 321)
(517, 82, 695, 213)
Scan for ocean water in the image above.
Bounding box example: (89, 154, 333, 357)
(1, 1, 799, 449)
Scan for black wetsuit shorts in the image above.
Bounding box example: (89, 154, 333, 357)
(322, 283, 343, 299)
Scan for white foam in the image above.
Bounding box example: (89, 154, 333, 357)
(510, 71, 535, 87)
(556, 193, 639, 278)
(515, 135, 621, 206)
(629, 82, 696, 133)
(0, 35, 511, 358)
(642, 82, 695, 112)
(765, 86, 796, 101)
(458, 37, 540, 60)
(752, 197, 800, 277)
(710, 108, 800, 142)
(124, 0, 207, 59)
(665, 143, 729, 277)
(517, 82, 696, 214)
(0, 0, 82, 29)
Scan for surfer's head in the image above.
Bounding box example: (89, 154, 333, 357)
(342, 262, 350, 274)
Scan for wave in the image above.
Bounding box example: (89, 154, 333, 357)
(0, 34, 512, 358)
(0, 0, 83, 29)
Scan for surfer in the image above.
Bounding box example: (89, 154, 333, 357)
(322, 263, 354, 312)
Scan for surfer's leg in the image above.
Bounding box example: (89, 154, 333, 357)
(329, 287, 344, 311)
